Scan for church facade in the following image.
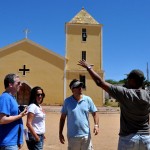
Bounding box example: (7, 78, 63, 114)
(0, 8, 104, 106)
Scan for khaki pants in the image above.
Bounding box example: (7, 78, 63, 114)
(68, 136, 94, 150)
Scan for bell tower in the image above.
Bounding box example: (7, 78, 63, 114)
(65, 8, 104, 106)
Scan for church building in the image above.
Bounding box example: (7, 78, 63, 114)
(0, 8, 104, 106)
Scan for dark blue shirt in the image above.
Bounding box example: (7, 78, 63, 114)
(0, 92, 23, 146)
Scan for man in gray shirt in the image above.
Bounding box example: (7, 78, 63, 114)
(78, 60, 150, 150)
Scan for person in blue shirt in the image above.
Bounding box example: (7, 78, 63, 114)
(59, 79, 99, 150)
(78, 59, 150, 150)
(0, 73, 27, 150)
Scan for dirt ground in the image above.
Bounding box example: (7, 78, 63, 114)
(21, 110, 120, 150)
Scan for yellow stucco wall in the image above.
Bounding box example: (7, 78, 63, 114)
(0, 40, 64, 105)
(65, 23, 104, 106)
(65, 70, 104, 106)
(66, 24, 102, 71)
(0, 9, 105, 106)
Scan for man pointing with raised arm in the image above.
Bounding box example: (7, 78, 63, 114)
(78, 59, 150, 150)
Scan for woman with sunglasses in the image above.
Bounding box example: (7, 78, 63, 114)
(26, 86, 46, 150)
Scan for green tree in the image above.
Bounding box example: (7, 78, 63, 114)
(106, 79, 126, 85)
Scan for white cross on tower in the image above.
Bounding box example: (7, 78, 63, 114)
(23, 28, 30, 39)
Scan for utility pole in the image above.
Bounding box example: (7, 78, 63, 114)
(147, 62, 149, 82)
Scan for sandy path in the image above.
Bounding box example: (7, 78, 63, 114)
(21, 112, 120, 150)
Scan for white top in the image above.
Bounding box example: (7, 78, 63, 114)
(28, 104, 46, 134)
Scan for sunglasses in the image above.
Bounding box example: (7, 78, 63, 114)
(36, 94, 43, 97)
(14, 81, 21, 85)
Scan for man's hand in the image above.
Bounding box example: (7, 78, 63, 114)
(18, 144, 23, 149)
(35, 135, 40, 142)
(20, 107, 28, 117)
(78, 60, 92, 69)
(93, 126, 99, 135)
(59, 133, 65, 144)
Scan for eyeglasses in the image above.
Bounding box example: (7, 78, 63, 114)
(14, 81, 21, 85)
(36, 94, 43, 97)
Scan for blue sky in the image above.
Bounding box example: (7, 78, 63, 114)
(0, 0, 150, 81)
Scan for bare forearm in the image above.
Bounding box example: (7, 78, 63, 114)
(88, 68, 110, 92)
(92, 112, 99, 125)
(78, 60, 111, 92)
(92, 112, 99, 135)
(87, 68, 103, 87)
(59, 115, 66, 144)
(0, 107, 27, 124)
(26, 112, 40, 141)
(0, 114, 22, 124)
(27, 123, 39, 139)
(59, 118, 65, 134)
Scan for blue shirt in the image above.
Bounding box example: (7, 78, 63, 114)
(0, 92, 24, 146)
(61, 95, 97, 138)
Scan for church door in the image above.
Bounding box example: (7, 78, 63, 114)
(17, 83, 31, 105)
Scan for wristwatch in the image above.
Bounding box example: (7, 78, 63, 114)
(87, 66, 92, 70)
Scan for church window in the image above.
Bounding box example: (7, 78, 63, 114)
(80, 75, 86, 89)
(82, 28, 87, 41)
(82, 51, 86, 60)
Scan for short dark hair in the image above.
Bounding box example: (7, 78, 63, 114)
(28, 86, 45, 106)
(4, 74, 19, 89)
(127, 69, 145, 87)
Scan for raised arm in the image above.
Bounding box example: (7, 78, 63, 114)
(26, 112, 40, 142)
(78, 60, 111, 93)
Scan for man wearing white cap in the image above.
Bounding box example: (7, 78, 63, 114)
(59, 79, 99, 150)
